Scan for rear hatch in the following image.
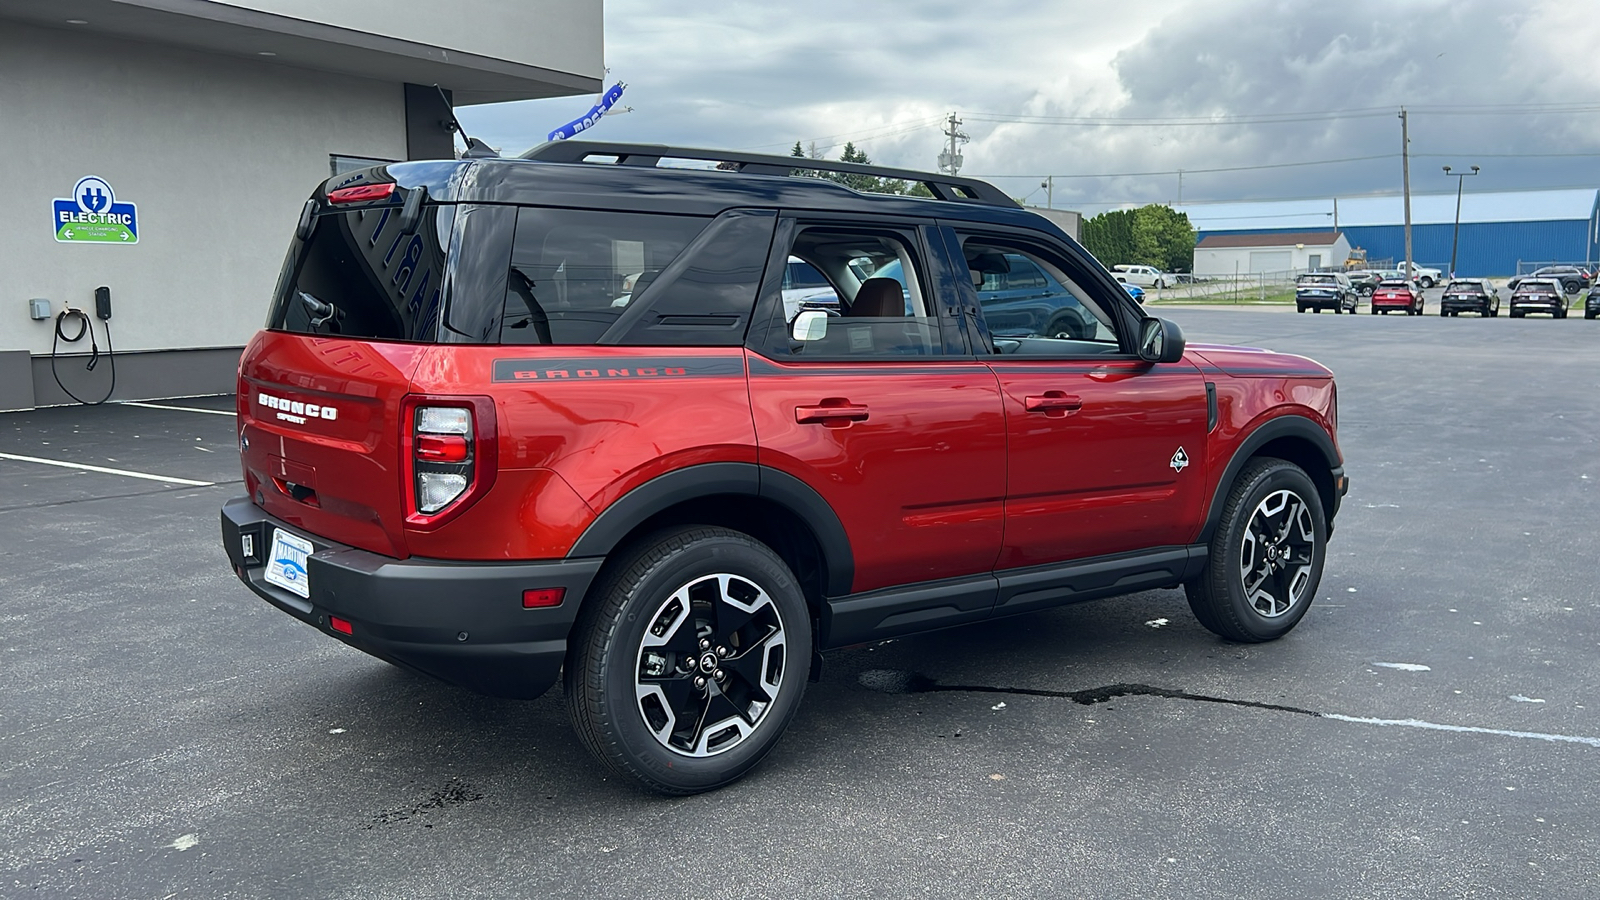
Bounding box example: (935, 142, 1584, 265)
(238, 165, 460, 558)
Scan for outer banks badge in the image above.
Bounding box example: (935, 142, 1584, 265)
(54, 176, 139, 244)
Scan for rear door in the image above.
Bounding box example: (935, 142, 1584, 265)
(241, 181, 458, 557)
(746, 216, 1006, 596)
(946, 226, 1210, 570)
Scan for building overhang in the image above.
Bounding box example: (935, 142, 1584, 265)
(0, 0, 601, 104)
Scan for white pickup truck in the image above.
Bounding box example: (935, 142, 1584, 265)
(1110, 264, 1169, 289)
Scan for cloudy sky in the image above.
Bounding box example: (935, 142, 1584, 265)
(455, 0, 1600, 218)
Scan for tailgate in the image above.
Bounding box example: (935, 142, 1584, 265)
(238, 331, 428, 557)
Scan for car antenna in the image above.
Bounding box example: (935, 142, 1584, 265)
(433, 84, 499, 159)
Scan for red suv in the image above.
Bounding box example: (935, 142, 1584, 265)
(221, 142, 1348, 794)
(1369, 279, 1423, 315)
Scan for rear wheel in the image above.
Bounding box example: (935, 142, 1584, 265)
(1586, 310, 1597, 320)
(565, 526, 812, 795)
(1187, 458, 1326, 642)
(1420, 276, 1435, 289)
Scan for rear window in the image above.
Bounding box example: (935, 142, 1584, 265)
(269, 203, 455, 341)
(1298, 275, 1337, 285)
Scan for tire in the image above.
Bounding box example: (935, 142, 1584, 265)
(1313, 307, 1321, 314)
(565, 526, 812, 795)
(1420, 276, 1435, 289)
(1564, 280, 1579, 294)
(1297, 305, 1306, 314)
(1586, 310, 1596, 320)
(1510, 310, 1523, 318)
(1047, 313, 1089, 339)
(1186, 458, 1327, 642)
(1439, 308, 1448, 317)
(1556, 307, 1568, 319)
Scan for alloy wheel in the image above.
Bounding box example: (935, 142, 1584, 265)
(634, 573, 788, 758)
(1237, 489, 1316, 618)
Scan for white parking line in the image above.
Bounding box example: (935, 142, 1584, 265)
(1324, 714, 1600, 748)
(0, 452, 215, 486)
(119, 401, 236, 417)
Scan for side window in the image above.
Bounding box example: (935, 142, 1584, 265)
(959, 237, 1122, 355)
(500, 208, 708, 345)
(763, 227, 943, 358)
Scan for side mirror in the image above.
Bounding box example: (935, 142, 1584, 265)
(1138, 317, 1185, 364)
(792, 309, 829, 342)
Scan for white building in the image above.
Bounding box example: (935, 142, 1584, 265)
(1192, 231, 1352, 278)
(0, 1, 603, 410)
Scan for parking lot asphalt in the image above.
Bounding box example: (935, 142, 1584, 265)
(3, 314, 1598, 899)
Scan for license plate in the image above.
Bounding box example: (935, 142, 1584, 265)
(264, 528, 313, 599)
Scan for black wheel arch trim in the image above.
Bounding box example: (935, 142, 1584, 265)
(1199, 415, 1342, 545)
(566, 462, 855, 597)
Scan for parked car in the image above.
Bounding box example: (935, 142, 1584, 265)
(779, 256, 840, 319)
(1585, 285, 1600, 320)
(1438, 279, 1500, 317)
(1370, 279, 1423, 315)
(1508, 266, 1590, 294)
(1295, 273, 1359, 314)
(221, 141, 1347, 795)
(1345, 270, 1383, 296)
(1111, 264, 1169, 289)
(1375, 269, 1426, 290)
(1116, 276, 1146, 303)
(1509, 278, 1569, 318)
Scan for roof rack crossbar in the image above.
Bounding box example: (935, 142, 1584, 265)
(520, 141, 1018, 208)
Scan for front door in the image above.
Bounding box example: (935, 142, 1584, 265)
(948, 228, 1211, 571)
(746, 219, 1006, 595)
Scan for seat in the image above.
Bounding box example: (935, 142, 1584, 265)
(846, 277, 905, 317)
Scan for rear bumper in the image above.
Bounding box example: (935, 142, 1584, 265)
(221, 496, 601, 699)
(1511, 299, 1564, 313)
(1296, 295, 1346, 309)
(1440, 299, 1490, 312)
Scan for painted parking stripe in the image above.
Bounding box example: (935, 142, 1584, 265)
(0, 452, 215, 486)
(119, 401, 236, 417)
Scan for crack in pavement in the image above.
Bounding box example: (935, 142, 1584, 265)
(857, 669, 1320, 716)
(856, 669, 1600, 749)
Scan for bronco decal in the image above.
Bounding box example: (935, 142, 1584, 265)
(491, 357, 744, 383)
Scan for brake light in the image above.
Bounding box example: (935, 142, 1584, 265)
(328, 182, 396, 204)
(402, 396, 498, 528)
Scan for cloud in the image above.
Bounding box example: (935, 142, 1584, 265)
(456, 0, 1600, 213)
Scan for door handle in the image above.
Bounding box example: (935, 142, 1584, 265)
(796, 400, 870, 427)
(1024, 391, 1082, 417)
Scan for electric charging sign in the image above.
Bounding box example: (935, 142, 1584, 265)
(54, 176, 138, 244)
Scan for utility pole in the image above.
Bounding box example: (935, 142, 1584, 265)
(1332, 197, 1339, 233)
(1177, 169, 1183, 206)
(1039, 175, 1054, 209)
(1400, 108, 1414, 284)
(938, 113, 967, 176)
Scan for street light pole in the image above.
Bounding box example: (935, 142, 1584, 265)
(1443, 164, 1480, 278)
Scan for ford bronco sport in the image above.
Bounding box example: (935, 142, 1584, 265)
(221, 142, 1348, 794)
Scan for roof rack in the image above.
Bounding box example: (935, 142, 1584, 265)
(519, 140, 1018, 209)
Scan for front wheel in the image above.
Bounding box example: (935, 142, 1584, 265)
(1420, 277, 1435, 289)
(1186, 458, 1326, 642)
(565, 526, 812, 794)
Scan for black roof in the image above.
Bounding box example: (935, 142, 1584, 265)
(364, 144, 1066, 236)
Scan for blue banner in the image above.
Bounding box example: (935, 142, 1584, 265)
(547, 83, 627, 141)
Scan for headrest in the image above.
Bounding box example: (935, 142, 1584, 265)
(849, 278, 904, 317)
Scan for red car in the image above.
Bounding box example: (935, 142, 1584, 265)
(1369, 279, 1423, 315)
(220, 143, 1348, 794)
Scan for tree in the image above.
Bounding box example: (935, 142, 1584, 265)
(787, 141, 932, 197)
(1080, 204, 1194, 272)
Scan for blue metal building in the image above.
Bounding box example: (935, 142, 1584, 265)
(1187, 189, 1599, 277)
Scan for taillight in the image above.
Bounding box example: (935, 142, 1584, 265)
(402, 396, 498, 528)
(413, 406, 472, 513)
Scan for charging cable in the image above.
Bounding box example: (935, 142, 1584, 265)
(51, 304, 117, 405)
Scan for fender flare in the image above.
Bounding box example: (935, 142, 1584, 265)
(566, 462, 854, 597)
(1198, 415, 1341, 545)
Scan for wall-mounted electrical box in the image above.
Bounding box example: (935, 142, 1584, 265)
(29, 298, 51, 321)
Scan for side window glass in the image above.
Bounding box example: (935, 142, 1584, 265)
(611, 210, 775, 346)
(767, 228, 942, 358)
(960, 238, 1121, 355)
(501, 208, 707, 345)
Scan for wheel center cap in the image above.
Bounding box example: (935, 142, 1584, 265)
(699, 653, 719, 674)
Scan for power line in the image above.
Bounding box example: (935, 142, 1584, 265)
(971, 154, 1395, 180)
(960, 102, 1600, 128)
